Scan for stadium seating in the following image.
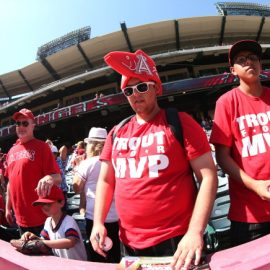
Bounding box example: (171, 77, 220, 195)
(208, 175, 231, 251)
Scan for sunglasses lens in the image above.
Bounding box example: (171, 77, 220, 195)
(235, 54, 259, 65)
(235, 56, 245, 64)
(249, 55, 259, 61)
(123, 87, 133, 97)
(16, 121, 29, 127)
(137, 83, 149, 93)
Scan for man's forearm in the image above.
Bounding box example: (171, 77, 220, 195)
(188, 172, 217, 234)
(216, 150, 255, 190)
(49, 174, 62, 185)
(5, 183, 12, 210)
(94, 179, 114, 225)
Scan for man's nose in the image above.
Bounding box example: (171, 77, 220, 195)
(133, 88, 140, 96)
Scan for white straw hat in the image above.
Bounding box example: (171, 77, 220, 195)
(50, 145, 59, 153)
(84, 127, 107, 143)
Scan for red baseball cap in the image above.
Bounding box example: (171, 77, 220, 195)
(229, 40, 262, 66)
(13, 108, 35, 121)
(104, 49, 162, 95)
(32, 185, 64, 206)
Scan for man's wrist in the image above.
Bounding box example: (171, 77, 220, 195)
(45, 175, 54, 185)
(5, 206, 12, 212)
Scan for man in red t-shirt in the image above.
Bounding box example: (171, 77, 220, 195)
(210, 40, 270, 247)
(90, 50, 217, 270)
(5, 108, 61, 236)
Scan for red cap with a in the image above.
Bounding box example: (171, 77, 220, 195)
(13, 108, 35, 121)
(32, 186, 64, 206)
(104, 49, 162, 95)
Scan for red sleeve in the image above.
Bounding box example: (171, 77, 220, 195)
(180, 112, 211, 160)
(100, 127, 115, 161)
(210, 94, 233, 147)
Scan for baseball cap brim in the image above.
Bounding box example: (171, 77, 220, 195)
(12, 112, 35, 121)
(32, 198, 59, 206)
(229, 40, 262, 66)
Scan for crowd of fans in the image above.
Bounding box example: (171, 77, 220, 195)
(0, 122, 121, 262)
(0, 100, 224, 267)
(1, 40, 269, 270)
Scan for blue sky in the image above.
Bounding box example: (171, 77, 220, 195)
(0, 0, 270, 74)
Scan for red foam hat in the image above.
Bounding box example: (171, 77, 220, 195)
(13, 108, 35, 121)
(104, 50, 162, 95)
(32, 185, 64, 206)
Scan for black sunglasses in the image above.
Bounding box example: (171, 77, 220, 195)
(15, 121, 30, 127)
(122, 82, 155, 97)
(233, 54, 260, 65)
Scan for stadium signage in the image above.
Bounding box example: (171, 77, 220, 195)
(1, 71, 270, 139)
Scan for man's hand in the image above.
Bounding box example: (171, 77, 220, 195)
(5, 208, 13, 225)
(90, 224, 107, 258)
(36, 175, 54, 197)
(253, 180, 270, 201)
(21, 231, 38, 241)
(170, 232, 204, 270)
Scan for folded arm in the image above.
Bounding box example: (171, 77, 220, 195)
(215, 144, 270, 201)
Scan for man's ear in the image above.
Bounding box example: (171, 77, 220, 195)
(152, 82, 162, 96)
(154, 84, 158, 92)
(230, 66, 237, 76)
(59, 200, 65, 207)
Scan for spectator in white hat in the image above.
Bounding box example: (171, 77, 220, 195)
(73, 127, 120, 263)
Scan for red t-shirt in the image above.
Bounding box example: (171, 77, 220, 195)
(5, 138, 60, 227)
(100, 109, 210, 249)
(210, 87, 270, 223)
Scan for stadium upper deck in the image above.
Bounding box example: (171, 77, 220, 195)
(1, 14, 270, 148)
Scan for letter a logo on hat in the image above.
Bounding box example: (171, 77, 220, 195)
(122, 53, 153, 76)
(104, 50, 162, 95)
(136, 53, 153, 75)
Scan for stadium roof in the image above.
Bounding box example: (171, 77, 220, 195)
(1, 15, 270, 101)
(36, 26, 91, 60)
(216, 2, 270, 16)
